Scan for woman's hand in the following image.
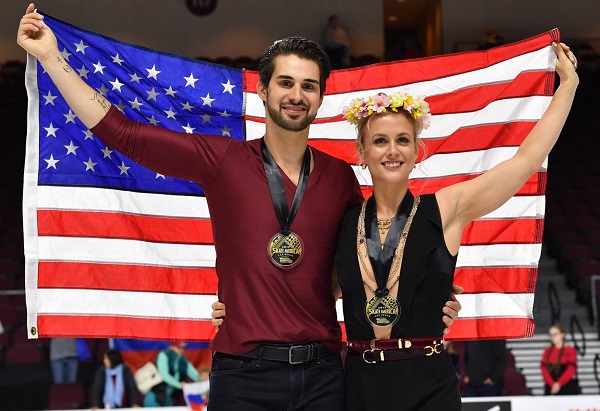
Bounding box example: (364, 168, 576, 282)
(550, 381, 561, 394)
(552, 42, 579, 86)
(17, 3, 58, 62)
(443, 284, 464, 334)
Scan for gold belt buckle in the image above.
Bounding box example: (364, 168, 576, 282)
(362, 339, 384, 364)
(362, 348, 384, 363)
(424, 340, 443, 356)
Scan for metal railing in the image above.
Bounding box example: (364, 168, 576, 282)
(571, 315, 586, 357)
(594, 353, 600, 393)
(548, 281, 561, 326)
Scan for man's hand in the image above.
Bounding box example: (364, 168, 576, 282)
(17, 4, 59, 62)
(211, 300, 226, 328)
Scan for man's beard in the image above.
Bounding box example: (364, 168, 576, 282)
(267, 101, 316, 132)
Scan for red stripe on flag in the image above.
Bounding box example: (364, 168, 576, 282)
(407, 172, 546, 196)
(38, 210, 214, 244)
(37, 315, 217, 341)
(445, 317, 536, 341)
(308, 122, 538, 163)
(38, 261, 218, 294)
(454, 267, 538, 293)
(461, 218, 543, 246)
(420, 123, 537, 156)
(426, 71, 550, 115)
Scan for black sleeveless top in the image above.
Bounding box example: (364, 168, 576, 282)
(336, 194, 457, 340)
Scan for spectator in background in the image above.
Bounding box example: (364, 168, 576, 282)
(144, 342, 200, 407)
(477, 26, 505, 50)
(90, 348, 140, 409)
(541, 324, 580, 395)
(49, 338, 79, 383)
(323, 14, 351, 68)
(463, 340, 508, 396)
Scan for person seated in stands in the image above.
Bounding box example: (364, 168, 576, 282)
(90, 348, 141, 409)
(144, 342, 200, 407)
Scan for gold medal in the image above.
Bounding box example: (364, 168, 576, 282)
(267, 230, 304, 268)
(365, 293, 400, 327)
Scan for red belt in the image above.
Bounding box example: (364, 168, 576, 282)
(346, 338, 445, 364)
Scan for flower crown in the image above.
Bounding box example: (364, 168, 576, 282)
(342, 92, 431, 134)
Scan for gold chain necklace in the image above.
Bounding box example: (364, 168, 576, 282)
(356, 196, 420, 290)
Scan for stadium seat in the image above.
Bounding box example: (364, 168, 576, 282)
(0, 303, 19, 331)
(503, 368, 529, 395)
(5, 343, 44, 364)
(48, 382, 86, 410)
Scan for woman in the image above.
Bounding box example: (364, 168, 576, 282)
(541, 324, 579, 395)
(90, 349, 140, 409)
(143, 342, 200, 407)
(336, 40, 577, 410)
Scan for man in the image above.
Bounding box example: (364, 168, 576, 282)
(464, 339, 508, 397)
(18, 5, 461, 409)
(323, 14, 351, 69)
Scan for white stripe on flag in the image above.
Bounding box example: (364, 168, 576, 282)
(37, 178, 543, 221)
(37, 185, 210, 218)
(455, 293, 535, 318)
(37, 289, 215, 319)
(480, 195, 545, 220)
(456, 243, 542, 268)
(38, 237, 216, 267)
(37, 289, 534, 323)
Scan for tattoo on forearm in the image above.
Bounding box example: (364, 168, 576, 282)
(90, 93, 110, 113)
(56, 55, 72, 73)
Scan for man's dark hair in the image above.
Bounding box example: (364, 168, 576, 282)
(258, 36, 332, 97)
(105, 348, 124, 368)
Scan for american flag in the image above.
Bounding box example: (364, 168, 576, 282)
(24, 12, 558, 341)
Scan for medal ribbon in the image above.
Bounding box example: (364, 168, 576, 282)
(365, 191, 414, 296)
(261, 138, 311, 233)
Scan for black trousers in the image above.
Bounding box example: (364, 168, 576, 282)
(344, 350, 461, 411)
(208, 351, 345, 411)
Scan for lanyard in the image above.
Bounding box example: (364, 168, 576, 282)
(261, 138, 311, 232)
(364, 191, 414, 294)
